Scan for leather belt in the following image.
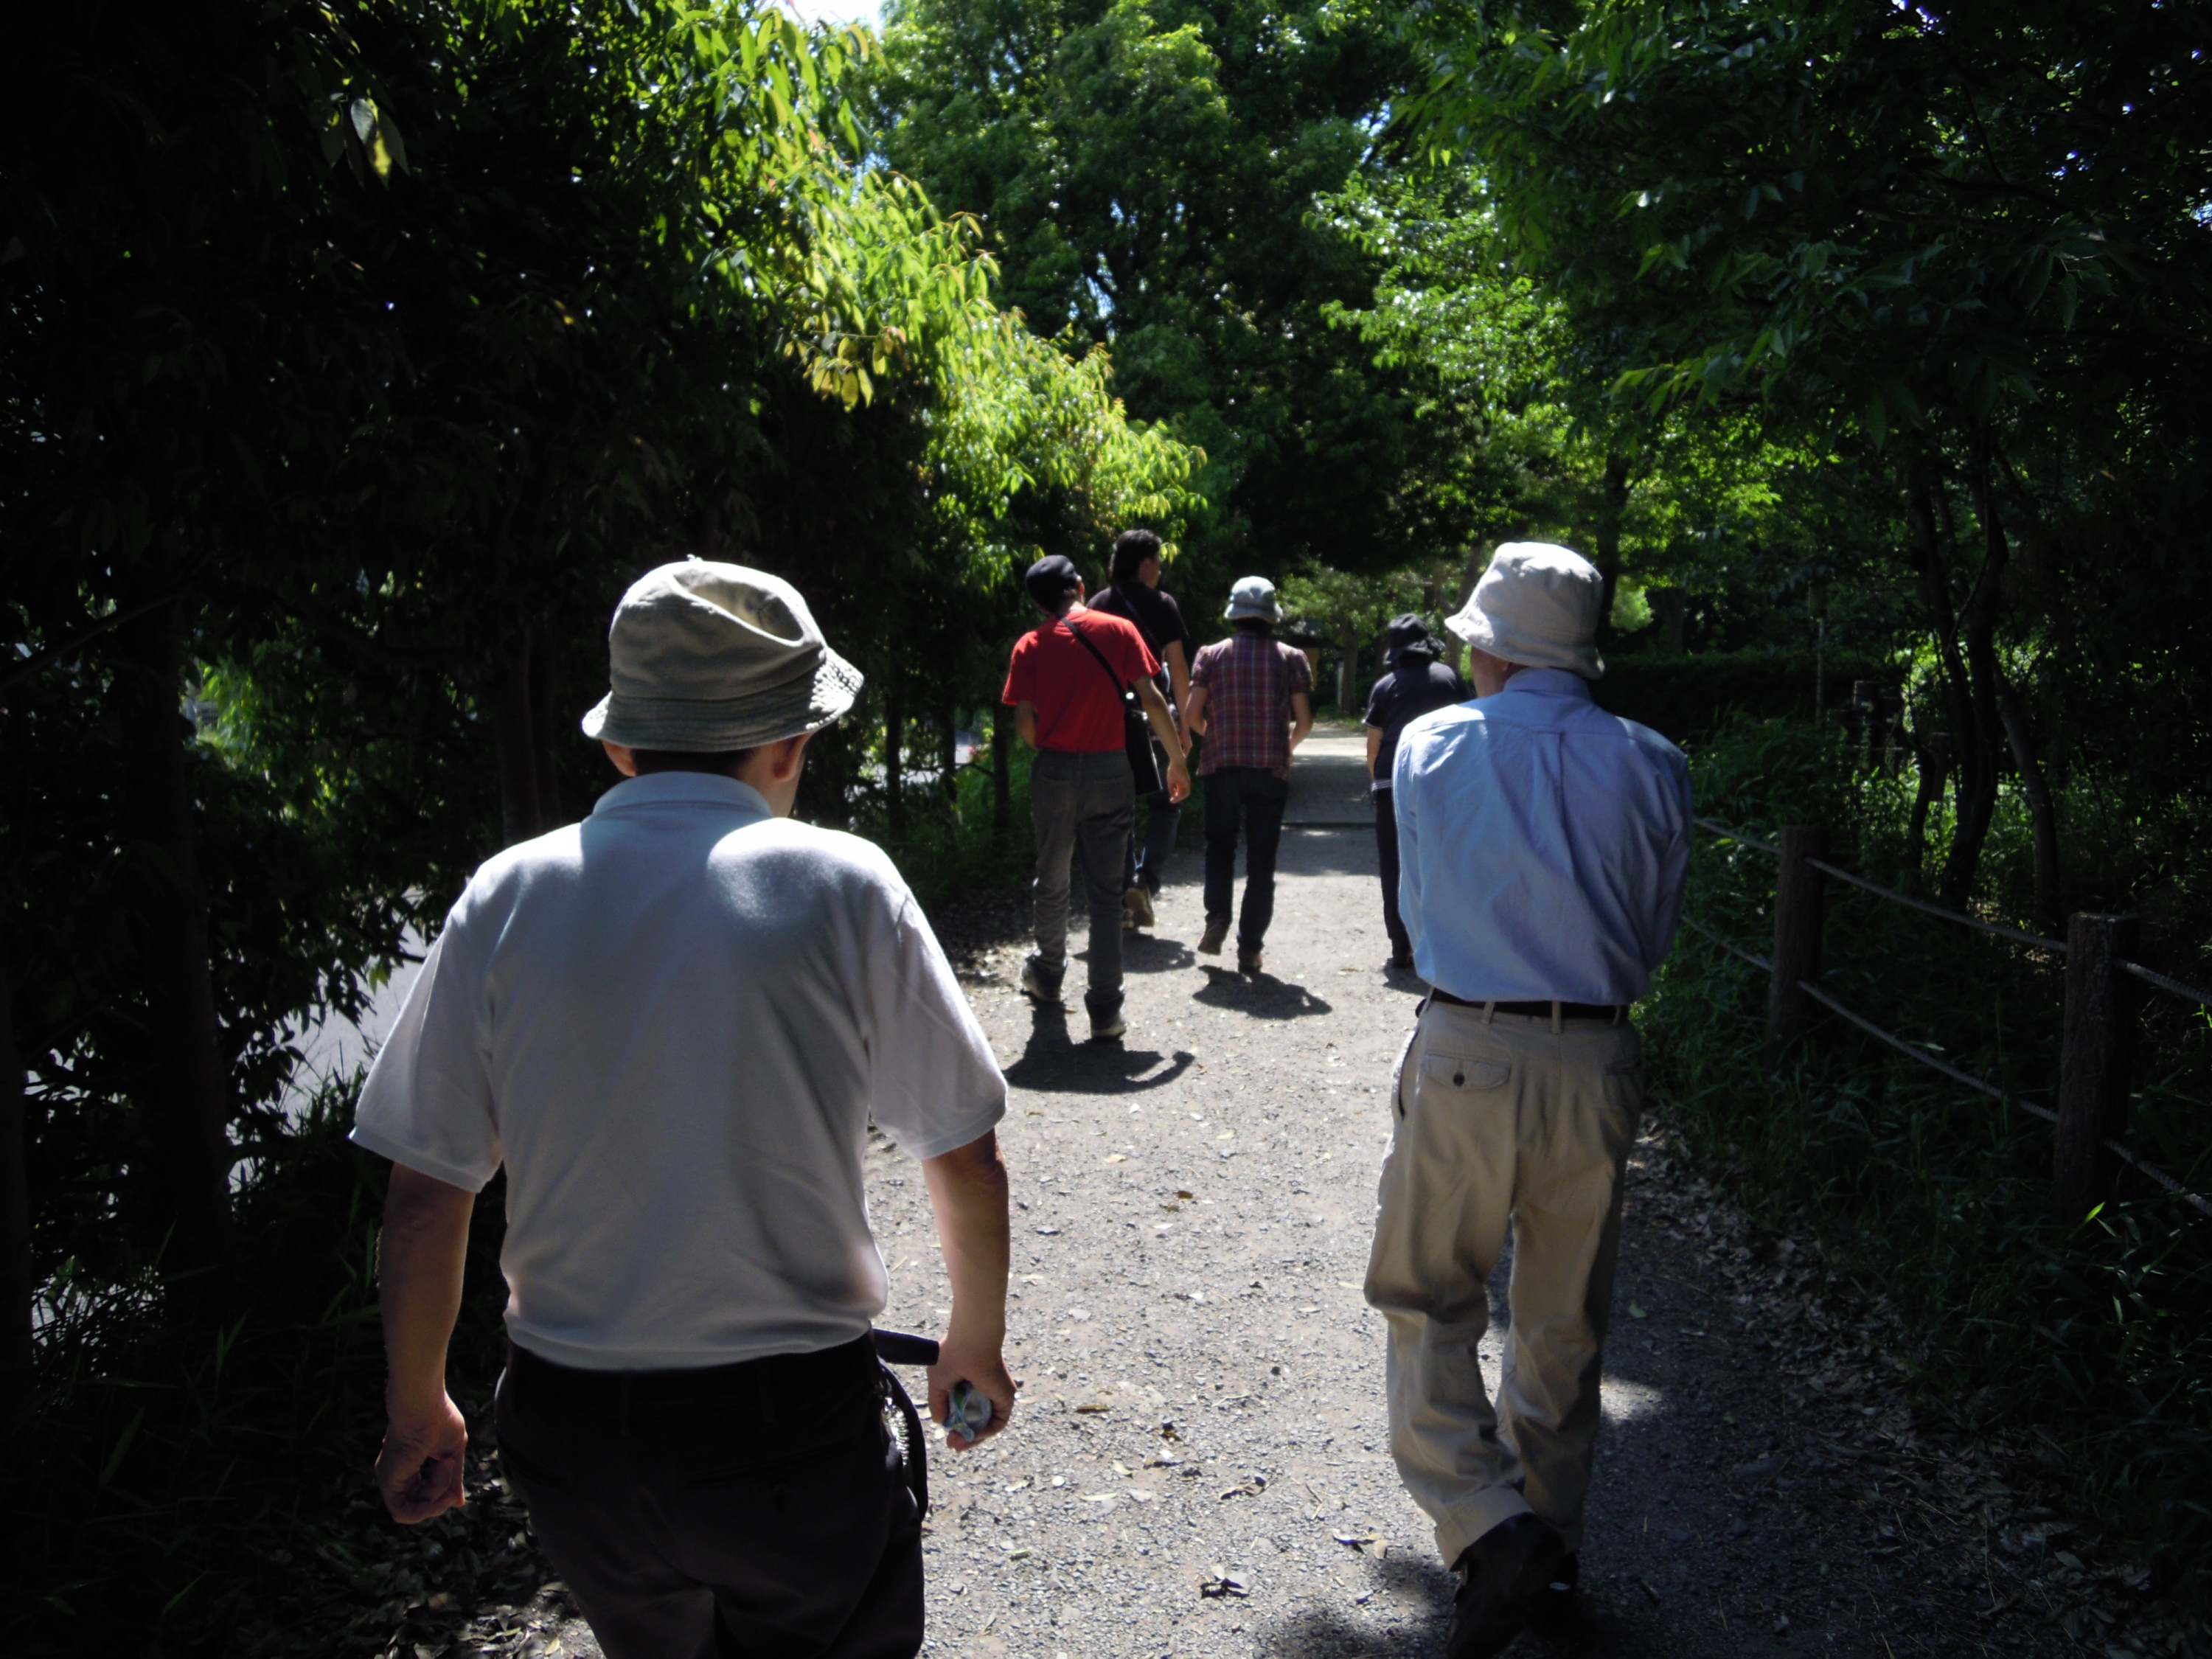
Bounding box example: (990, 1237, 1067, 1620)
(504, 1332, 877, 1416)
(1427, 988, 1627, 1023)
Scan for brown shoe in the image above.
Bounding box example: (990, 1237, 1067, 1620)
(1237, 946, 1263, 975)
(1123, 886, 1156, 929)
(1197, 917, 1229, 955)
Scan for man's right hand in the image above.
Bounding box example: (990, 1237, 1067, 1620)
(928, 1329, 1018, 1450)
(375, 1391, 469, 1523)
(1164, 758, 1191, 804)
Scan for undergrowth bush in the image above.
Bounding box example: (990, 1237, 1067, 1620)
(12, 1082, 512, 1655)
(1646, 716, 2212, 1606)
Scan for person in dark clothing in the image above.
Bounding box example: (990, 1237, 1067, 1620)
(1364, 614, 1467, 971)
(1084, 529, 1193, 928)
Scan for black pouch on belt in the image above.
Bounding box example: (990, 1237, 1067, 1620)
(871, 1327, 939, 1520)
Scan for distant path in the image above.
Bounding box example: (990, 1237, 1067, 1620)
(1284, 725, 1375, 828)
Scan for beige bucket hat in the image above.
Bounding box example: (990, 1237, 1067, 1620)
(1446, 542, 1606, 679)
(580, 560, 863, 751)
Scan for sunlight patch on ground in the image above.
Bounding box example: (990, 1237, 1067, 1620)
(1601, 1374, 1668, 1425)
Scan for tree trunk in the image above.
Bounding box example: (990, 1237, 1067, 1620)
(1906, 456, 2004, 909)
(1997, 673, 2063, 936)
(992, 704, 1012, 845)
(493, 636, 544, 849)
(1337, 622, 1359, 712)
(1906, 728, 1949, 895)
(114, 597, 230, 1292)
(0, 922, 29, 1433)
(528, 619, 562, 830)
(1593, 450, 1632, 641)
(1647, 586, 1688, 654)
(883, 672, 906, 839)
(939, 700, 959, 810)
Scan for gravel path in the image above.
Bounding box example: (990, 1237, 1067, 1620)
(331, 735, 2146, 1659)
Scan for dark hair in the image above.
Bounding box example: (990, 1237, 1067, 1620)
(1230, 616, 1274, 636)
(630, 748, 758, 777)
(1110, 529, 1163, 584)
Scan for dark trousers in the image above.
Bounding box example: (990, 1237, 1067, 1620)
(1374, 785, 1411, 961)
(1029, 748, 1134, 1015)
(1123, 772, 1182, 896)
(495, 1338, 922, 1659)
(1202, 765, 1290, 949)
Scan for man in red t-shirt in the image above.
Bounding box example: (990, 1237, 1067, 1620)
(1004, 555, 1189, 1041)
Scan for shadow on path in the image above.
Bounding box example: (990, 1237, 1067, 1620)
(1191, 964, 1334, 1020)
(1003, 1005, 1196, 1094)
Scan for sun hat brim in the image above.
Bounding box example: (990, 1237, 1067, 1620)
(581, 645, 863, 751)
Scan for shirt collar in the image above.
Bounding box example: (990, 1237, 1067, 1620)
(1492, 667, 1594, 703)
(590, 771, 775, 821)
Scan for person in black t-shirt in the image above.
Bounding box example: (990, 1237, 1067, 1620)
(1086, 529, 1194, 928)
(1364, 613, 1469, 971)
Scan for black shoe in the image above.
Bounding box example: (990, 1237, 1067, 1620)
(1447, 1514, 1568, 1659)
(1386, 951, 1414, 973)
(1528, 1551, 1579, 1632)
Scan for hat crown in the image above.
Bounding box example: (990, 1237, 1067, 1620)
(1445, 542, 1605, 679)
(581, 560, 863, 752)
(1223, 575, 1281, 621)
(608, 562, 821, 700)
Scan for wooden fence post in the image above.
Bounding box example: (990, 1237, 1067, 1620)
(1767, 824, 1828, 1063)
(2053, 912, 2140, 1222)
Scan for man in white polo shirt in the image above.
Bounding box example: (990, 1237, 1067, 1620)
(1364, 544, 1690, 1658)
(354, 562, 1013, 1659)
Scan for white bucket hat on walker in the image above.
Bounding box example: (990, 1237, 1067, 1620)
(581, 560, 863, 751)
(1446, 542, 1607, 680)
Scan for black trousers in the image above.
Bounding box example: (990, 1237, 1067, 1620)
(1202, 764, 1290, 949)
(1374, 785, 1411, 961)
(495, 1337, 922, 1659)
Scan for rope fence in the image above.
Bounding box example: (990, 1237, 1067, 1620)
(1686, 818, 2211, 1221)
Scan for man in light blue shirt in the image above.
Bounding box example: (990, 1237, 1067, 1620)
(1363, 543, 1690, 1659)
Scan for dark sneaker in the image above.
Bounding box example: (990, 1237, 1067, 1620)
(1123, 886, 1156, 929)
(1387, 950, 1415, 973)
(1019, 957, 1065, 1004)
(1528, 1552, 1579, 1632)
(1197, 917, 1230, 956)
(1089, 1009, 1127, 1041)
(1447, 1514, 1568, 1659)
(1237, 946, 1263, 975)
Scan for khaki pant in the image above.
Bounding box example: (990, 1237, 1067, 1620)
(1363, 1001, 1642, 1562)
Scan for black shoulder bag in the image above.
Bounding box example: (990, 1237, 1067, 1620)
(1062, 615, 1164, 795)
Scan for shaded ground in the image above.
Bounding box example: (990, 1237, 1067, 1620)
(300, 734, 2182, 1659)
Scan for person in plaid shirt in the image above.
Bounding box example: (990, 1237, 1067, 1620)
(1182, 576, 1314, 973)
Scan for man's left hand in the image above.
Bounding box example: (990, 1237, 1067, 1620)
(375, 1392, 469, 1523)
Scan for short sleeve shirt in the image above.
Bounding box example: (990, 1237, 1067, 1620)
(1086, 582, 1192, 672)
(349, 772, 1007, 1371)
(1189, 633, 1312, 776)
(1001, 608, 1158, 754)
(1363, 658, 1468, 790)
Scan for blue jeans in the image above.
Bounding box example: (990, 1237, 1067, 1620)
(1202, 765, 1290, 950)
(1029, 749, 1134, 1015)
(1123, 772, 1182, 896)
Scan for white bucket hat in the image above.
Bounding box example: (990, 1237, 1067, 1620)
(581, 561, 863, 751)
(1223, 575, 1281, 622)
(1446, 542, 1606, 679)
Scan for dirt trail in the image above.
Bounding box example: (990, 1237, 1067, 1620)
(440, 734, 2104, 1659)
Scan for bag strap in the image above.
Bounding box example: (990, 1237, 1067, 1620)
(1060, 613, 1133, 703)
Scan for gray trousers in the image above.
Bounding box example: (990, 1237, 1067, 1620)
(1363, 1001, 1642, 1561)
(1029, 748, 1133, 1014)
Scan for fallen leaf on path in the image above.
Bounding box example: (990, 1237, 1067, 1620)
(1629, 1303, 1648, 1319)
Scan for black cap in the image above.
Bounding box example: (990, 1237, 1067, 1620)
(1385, 613, 1436, 663)
(1025, 554, 1082, 611)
